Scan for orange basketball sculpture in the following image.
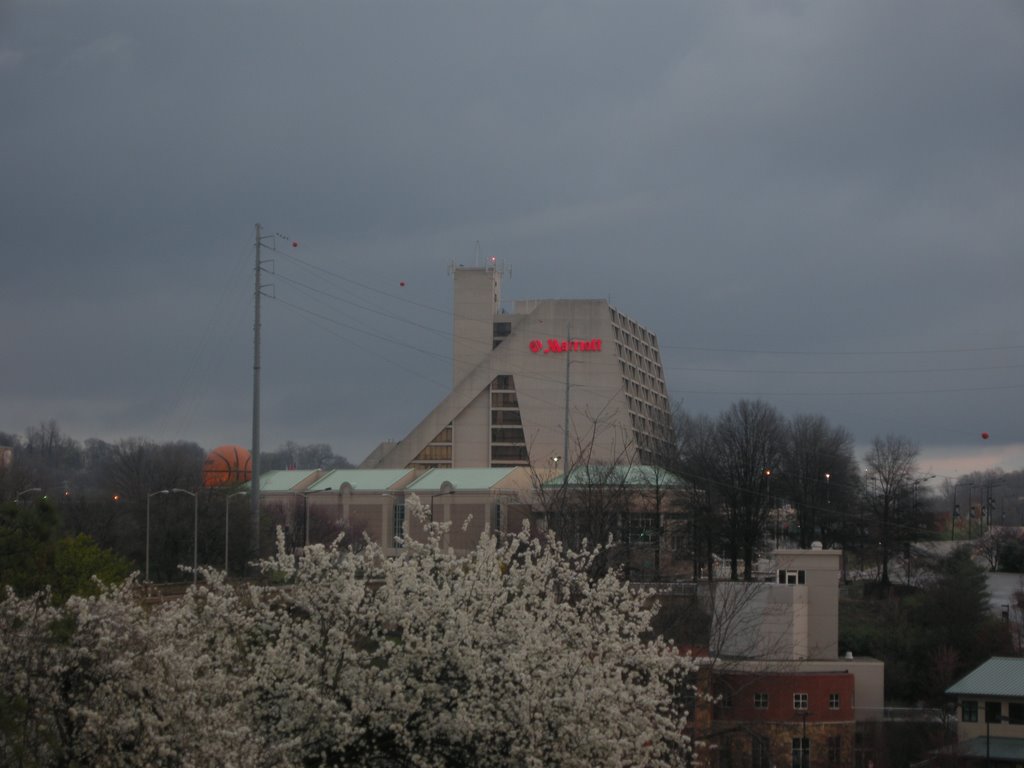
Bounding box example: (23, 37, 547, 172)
(202, 445, 253, 488)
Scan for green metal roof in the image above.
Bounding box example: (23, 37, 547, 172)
(543, 465, 682, 489)
(242, 470, 321, 493)
(947, 658, 1024, 698)
(307, 469, 413, 492)
(406, 468, 517, 492)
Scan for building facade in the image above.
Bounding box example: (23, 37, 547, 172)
(696, 545, 885, 768)
(946, 657, 1024, 765)
(361, 264, 674, 471)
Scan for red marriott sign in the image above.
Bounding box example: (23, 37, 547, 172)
(529, 338, 603, 355)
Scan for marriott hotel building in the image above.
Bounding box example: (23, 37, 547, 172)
(361, 265, 674, 470)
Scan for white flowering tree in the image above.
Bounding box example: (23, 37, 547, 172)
(0, 496, 695, 767)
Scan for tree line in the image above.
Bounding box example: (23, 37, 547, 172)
(0, 421, 352, 586)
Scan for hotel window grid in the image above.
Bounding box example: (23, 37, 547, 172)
(392, 503, 406, 547)
(829, 693, 840, 710)
(754, 693, 769, 709)
(794, 693, 808, 710)
(412, 423, 454, 468)
(490, 375, 528, 467)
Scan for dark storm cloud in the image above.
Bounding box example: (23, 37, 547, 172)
(2, 0, 1023, 477)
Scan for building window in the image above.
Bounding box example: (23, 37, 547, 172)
(490, 445, 529, 463)
(962, 700, 978, 722)
(794, 693, 808, 710)
(392, 503, 405, 547)
(716, 686, 733, 709)
(778, 569, 806, 584)
(493, 503, 502, 533)
(827, 736, 841, 766)
(491, 374, 514, 390)
(752, 735, 771, 768)
(985, 701, 1002, 723)
(491, 391, 519, 408)
(791, 737, 809, 768)
(754, 693, 769, 709)
(491, 427, 526, 443)
(491, 409, 522, 426)
(628, 514, 657, 544)
(1008, 702, 1024, 725)
(829, 693, 840, 710)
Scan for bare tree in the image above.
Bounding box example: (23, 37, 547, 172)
(715, 400, 784, 579)
(675, 409, 726, 581)
(779, 414, 858, 549)
(863, 434, 919, 586)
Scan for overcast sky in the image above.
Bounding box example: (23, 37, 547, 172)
(3, 1, 1022, 483)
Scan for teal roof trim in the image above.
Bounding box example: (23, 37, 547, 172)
(406, 468, 516, 492)
(241, 469, 321, 492)
(947, 658, 1024, 698)
(308, 469, 412, 492)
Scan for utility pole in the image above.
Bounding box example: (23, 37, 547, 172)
(251, 223, 263, 566)
(563, 322, 571, 484)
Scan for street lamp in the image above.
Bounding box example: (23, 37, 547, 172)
(225, 491, 248, 574)
(986, 711, 1010, 767)
(429, 489, 459, 523)
(952, 482, 972, 542)
(303, 487, 333, 547)
(169, 488, 199, 585)
(146, 490, 170, 582)
(798, 710, 811, 768)
(763, 469, 777, 547)
(15, 487, 42, 503)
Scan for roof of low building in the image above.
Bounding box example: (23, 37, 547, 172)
(946, 657, 1024, 698)
(406, 467, 518, 492)
(307, 469, 413, 492)
(244, 469, 322, 492)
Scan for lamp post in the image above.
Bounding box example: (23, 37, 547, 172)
(303, 487, 333, 548)
(169, 488, 199, 585)
(986, 712, 1009, 768)
(429, 489, 459, 523)
(15, 487, 42, 503)
(763, 469, 776, 547)
(225, 491, 248, 574)
(798, 710, 811, 768)
(952, 482, 971, 542)
(146, 490, 170, 582)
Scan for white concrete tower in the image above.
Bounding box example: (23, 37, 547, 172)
(452, 265, 501, 385)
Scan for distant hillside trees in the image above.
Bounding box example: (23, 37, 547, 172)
(840, 547, 1014, 704)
